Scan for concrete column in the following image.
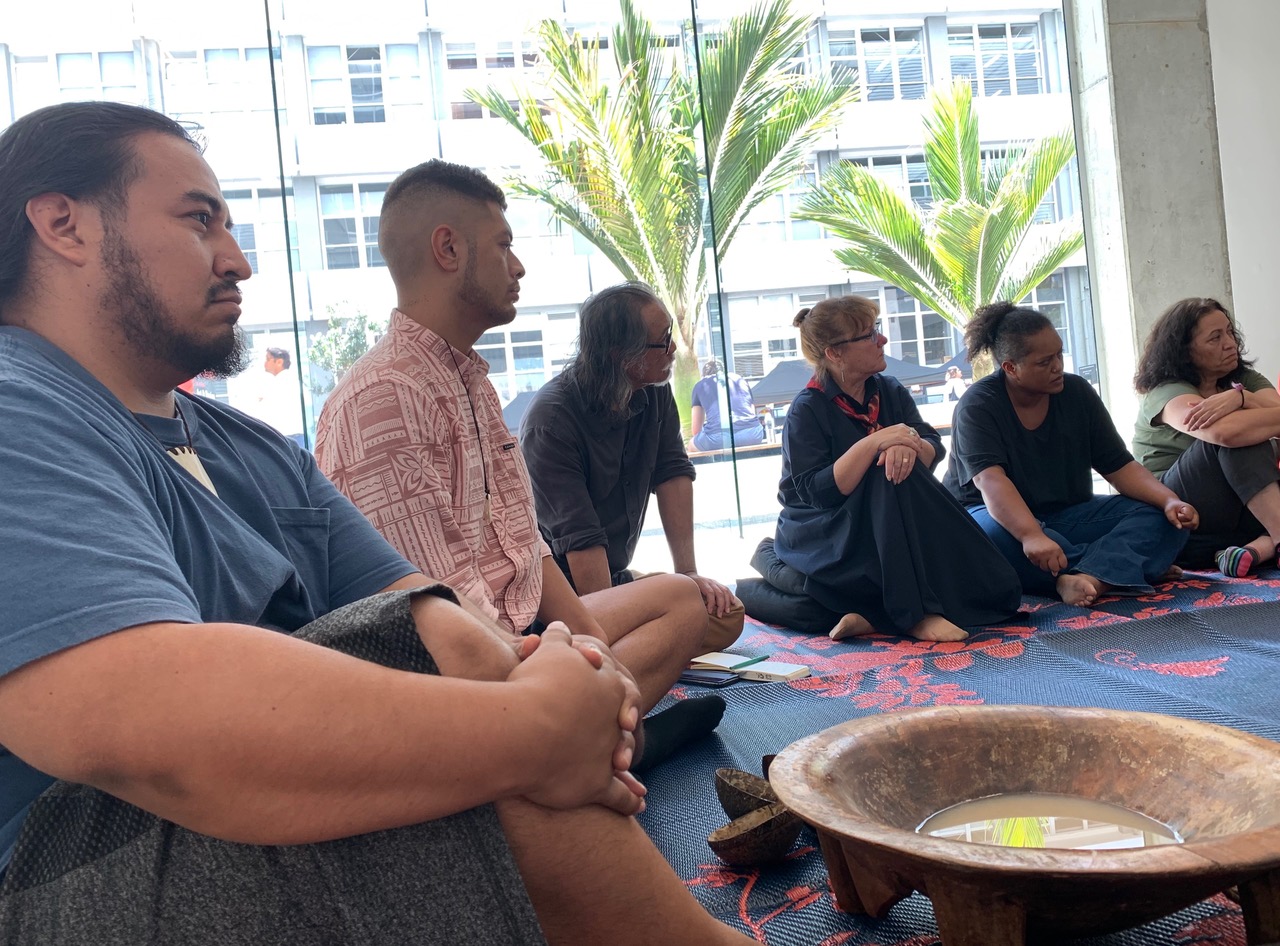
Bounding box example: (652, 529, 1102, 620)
(1206, 0, 1280, 382)
(1063, 0, 1230, 429)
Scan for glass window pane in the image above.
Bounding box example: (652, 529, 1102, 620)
(885, 286, 915, 314)
(1037, 270, 1066, 301)
(319, 185, 355, 214)
(359, 184, 387, 214)
(323, 217, 357, 244)
(346, 46, 382, 73)
(310, 77, 346, 107)
(204, 48, 240, 81)
(828, 31, 857, 59)
(480, 348, 508, 373)
(99, 51, 136, 85)
(56, 52, 95, 86)
(351, 76, 383, 106)
(326, 246, 360, 269)
(487, 42, 515, 69)
(306, 45, 343, 78)
(447, 43, 478, 69)
(385, 44, 419, 75)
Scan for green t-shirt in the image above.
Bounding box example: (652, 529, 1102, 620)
(1133, 367, 1272, 474)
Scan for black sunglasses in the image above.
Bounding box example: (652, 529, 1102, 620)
(646, 326, 674, 350)
(829, 321, 882, 348)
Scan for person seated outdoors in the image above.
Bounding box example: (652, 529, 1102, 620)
(944, 301, 1198, 607)
(519, 283, 745, 651)
(689, 358, 765, 452)
(0, 102, 756, 946)
(314, 159, 723, 771)
(747, 295, 1022, 643)
(1133, 297, 1280, 576)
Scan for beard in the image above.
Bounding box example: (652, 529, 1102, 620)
(457, 239, 516, 327)
(99, 225, 248, 380)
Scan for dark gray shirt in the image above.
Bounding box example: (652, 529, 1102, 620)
(519, 372, 695, 580)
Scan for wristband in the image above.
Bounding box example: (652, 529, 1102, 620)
(1231, 381, 1245, 407)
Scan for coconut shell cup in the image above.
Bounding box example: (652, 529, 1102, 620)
(714, 767, 780, 820)
(707, 801, 804, 866)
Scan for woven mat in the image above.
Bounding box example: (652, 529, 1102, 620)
(639, 569, 1280, 945)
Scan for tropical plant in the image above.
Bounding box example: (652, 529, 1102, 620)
(796, 78, 1084, 335)
(307, 304, 388, 395)
(468, 0, 856, 418)
(988, 816, 1048, 848)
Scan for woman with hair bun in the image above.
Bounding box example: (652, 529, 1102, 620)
(1133, 297, 1280, 576)
(746, 295, 1022, 643)
(944, 301, 1197, 606)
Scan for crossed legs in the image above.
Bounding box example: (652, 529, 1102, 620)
(411, 592, 752, 946)
(581, 573, 706, 711)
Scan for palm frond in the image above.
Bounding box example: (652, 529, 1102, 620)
(922, 79, 981, 203)
(799, 162, 965, 324)
(803, 79, 1082, 328)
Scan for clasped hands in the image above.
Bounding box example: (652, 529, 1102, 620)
(506, 623, 647, 817)
(874, 424, 928, 484)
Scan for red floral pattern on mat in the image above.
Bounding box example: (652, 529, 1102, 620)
(687, 849, 824, 942)
(1096, 649, 1230, 678)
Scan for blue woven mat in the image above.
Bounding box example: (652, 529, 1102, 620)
(638, 568, 1280, 945)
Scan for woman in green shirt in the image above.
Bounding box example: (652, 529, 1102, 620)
(1133, 297, 1280, 575)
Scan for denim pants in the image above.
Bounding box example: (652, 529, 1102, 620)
(967, 495, 1188, 597)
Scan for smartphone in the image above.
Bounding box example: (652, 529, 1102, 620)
(678, 668, 739, 687)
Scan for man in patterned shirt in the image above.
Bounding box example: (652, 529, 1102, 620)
(315, 160, 725, 769)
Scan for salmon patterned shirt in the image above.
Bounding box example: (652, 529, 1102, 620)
(315, 309, 547, 631)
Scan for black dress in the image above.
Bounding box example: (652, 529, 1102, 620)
(771, 374, 1021, 634)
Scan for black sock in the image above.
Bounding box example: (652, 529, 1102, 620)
(632, 695, 726, 773)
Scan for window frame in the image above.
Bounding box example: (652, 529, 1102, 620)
(305, 41, 422, 126)
(947, 21, 1044, 99)
(825, 24, 927, 102)
(318, 181, 390, 270)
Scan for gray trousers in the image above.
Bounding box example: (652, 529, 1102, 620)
(0, 590, 547, 946)
(1160, 438, 1280, 567)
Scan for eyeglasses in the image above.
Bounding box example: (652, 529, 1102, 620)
(646, 326, 674, 350)
(829, 321, 882, 348)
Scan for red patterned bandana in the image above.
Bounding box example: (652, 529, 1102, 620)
(808, 376, 881, 433)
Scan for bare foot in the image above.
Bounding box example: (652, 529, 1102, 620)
(1056, 572, 1106, 607)
(908, 614, 968, 642)
(829, 612, 875, 640)
(1158, 564, 1184, 582)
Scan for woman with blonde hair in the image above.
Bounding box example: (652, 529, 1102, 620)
(748, 295, 1021, 642)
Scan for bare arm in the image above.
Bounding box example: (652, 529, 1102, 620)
(972, 465, 1067, 575)
(655, 476, 736, 616)
(655, 475, 698, 575)
(690, 405, 705, 439)
(1102, 460, 1199, 529)
(566, 546, 615, 596)
(538, 555, 607, 639)
(0, 597, 639, 847)
(1161, 393, 1280, 447)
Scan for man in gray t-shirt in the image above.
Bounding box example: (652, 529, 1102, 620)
(0, 102, 754, 946)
